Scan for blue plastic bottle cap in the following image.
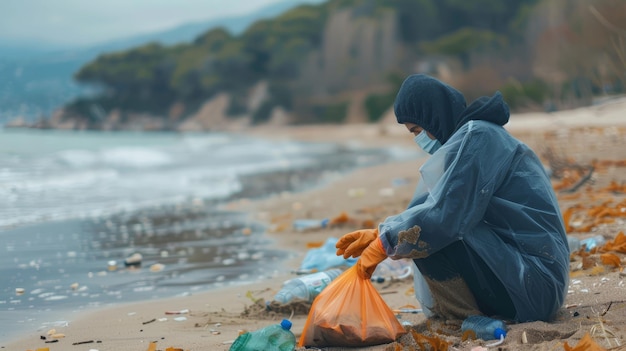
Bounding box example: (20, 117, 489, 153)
(371, 276, 385, 283)
(494, 327, 506, 339)
(280, 319, 293, 330)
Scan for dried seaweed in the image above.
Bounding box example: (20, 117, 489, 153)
(410, 329, 450, 351)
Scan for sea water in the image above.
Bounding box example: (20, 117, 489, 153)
(0, 127, 416, 343)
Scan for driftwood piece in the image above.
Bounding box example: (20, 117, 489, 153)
(542, 147, 594, 193)
(561, 165, 594, 193)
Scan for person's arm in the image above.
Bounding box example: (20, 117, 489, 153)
(379, 122, 510, 259)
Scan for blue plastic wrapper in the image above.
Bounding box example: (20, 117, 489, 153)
(299, 237, 357, 273)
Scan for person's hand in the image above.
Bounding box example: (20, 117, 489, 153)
(356, 237, 387, 279)
(335, 228, 378, 258)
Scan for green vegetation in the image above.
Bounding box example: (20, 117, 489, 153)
(421, 28, 508, 68)
(311, 102, 348, 123)
(364, 93, 394, 122)
(67, 0, 625, 128)
(500, 79, 550, 110)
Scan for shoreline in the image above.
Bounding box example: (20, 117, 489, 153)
(2, 127, 422, 349)
(5, 100, 626, 350)
(2, 156, 423, 349)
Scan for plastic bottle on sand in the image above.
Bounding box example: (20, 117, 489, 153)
(567, 234, 606, 252)
(292, 218, 329, 232)
(461, 315, 507, 341)
(273, 269, 342, 304)
(370, 258, 413, 283)
(229, 319, 296, 351)
(580, 235, 606, 251)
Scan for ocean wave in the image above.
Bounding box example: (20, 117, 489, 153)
(0, 169, 119, 193)
(57, 147, 173, 169)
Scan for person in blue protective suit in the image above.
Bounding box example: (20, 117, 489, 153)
(335, 74, 569, 322)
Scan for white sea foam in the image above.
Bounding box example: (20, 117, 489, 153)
(3, 169, 119, 192)
(100, 147, 173, 168)
(57, 149, 98, 167)
(0, 129, 397, 231)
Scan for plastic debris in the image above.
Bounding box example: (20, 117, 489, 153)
(568, 235, 607, 252)
(274, 269, 342, 304)
(229, 319, 296, 351)
(370, 258, 413, 283)
(124, 253, 143, 268)
(392, 308, 423, 314)
(461, 315, 507, 343)
(298, 237, 357, 273)
(292, 218, 329, 232)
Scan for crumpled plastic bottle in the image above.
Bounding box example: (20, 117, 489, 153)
(273, 269, 342, 304)
(567, 234, 606, 252)
(229, 319, 296, 351)
(461, 315, 507, 345)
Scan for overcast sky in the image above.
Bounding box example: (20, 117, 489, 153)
(0, 0, 317, 47)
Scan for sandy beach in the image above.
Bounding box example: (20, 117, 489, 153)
(5, 97, 626, 351)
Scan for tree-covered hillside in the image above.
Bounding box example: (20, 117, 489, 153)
(54, 0, 625, 130)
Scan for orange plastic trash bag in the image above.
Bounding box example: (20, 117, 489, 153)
(298, 265, 406, 347)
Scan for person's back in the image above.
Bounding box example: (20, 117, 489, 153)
(402, 117, 569, 321)
(455, 120, 570, 321)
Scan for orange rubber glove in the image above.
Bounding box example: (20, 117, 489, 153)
(335, 228, 378, 259)
(356, 237, 387, 280)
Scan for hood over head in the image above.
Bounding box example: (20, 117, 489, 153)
(394, 74, 510, 144)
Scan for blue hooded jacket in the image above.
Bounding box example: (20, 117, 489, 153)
(381, 74, 569, 322)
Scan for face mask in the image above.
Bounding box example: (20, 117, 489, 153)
(414, 130, 442, 154)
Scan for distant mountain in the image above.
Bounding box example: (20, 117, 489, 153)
(0, 0, 326, 125)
